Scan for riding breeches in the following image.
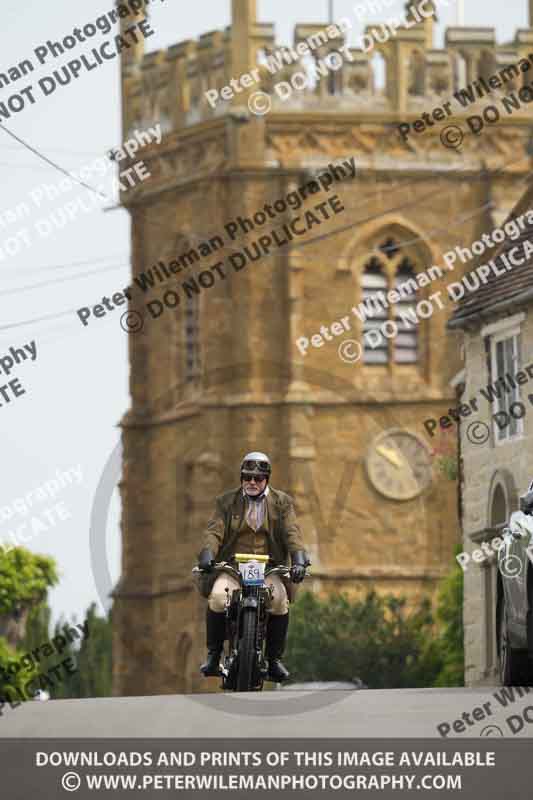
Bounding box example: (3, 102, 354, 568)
(207, 572, 289, 615)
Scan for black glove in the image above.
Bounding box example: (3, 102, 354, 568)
(290, 550, 309, 583)
(198, 548, 215, 572)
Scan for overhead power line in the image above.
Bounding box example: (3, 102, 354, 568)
(0, 307, 85, 333)
(0, 124, 109, 201)
(0, 147, 531, 332)
(0, 160, 96, 172)
(0, 142, 102, 156)
(0, 262, 130, 298)
(1, 252, 129, 278)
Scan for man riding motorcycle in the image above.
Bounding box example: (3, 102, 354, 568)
(196, 452, 310, 683)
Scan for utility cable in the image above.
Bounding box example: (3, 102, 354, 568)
(1, 253, 129, 278)
(0, 124, 109, 201)
(0, 142, 102, 156)
(0, 306, 87, 333)
(1, 148, 531, 329)
(0, 262, 129, 297)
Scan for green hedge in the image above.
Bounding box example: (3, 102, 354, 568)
(285, 557, 464, 688)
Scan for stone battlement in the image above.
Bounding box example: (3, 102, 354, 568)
(120, 1, 533, 138)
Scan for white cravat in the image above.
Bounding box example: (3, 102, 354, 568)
(243, 485, 269, 531)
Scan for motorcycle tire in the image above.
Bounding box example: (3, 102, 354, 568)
(236, 608, 258, 692)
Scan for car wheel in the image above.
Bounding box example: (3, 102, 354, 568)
(499, 599, 533, 686)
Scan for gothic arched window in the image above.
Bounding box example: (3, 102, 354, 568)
(393, 258, 418, 364)
(361, 257, 388, 364)
(490, 484, 507, 527)
(360, 237, 420, 366)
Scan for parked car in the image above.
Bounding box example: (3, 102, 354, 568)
(497, 483, 533, 685)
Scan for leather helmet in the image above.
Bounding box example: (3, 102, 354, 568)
(240, 451, 271, 480)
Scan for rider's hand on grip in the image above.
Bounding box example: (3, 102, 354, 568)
(198, 548, 215, 572)
(290, 550, 310, 583)
(290, 565, 306, 583)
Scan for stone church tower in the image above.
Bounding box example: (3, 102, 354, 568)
(112, 0, 533, 694)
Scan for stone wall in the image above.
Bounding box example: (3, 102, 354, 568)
(112, 0, 533, 695)
(461, 308, 533, 685)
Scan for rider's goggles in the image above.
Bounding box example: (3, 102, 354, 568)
(242, 460, 270, 473)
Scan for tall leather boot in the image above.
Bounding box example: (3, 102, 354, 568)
(265, 613, 290, 683)
(200, 609, 226, 677)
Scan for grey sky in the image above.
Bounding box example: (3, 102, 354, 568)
(0, 0, 527, 626)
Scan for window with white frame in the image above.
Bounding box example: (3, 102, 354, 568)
(361, 257, 388, 364)
(490, 329, 522, 443)
(393, 258, 419, 364)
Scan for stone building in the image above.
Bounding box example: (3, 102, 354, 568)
(112, 0, 533, 695)
(448, 184, 533, 686)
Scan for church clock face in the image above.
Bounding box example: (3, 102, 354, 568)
(366, 429, 433, 501)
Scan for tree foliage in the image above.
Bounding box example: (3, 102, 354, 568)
(52, 604, 113, 699)
(20, 603, 52, 654)
(286, 590, 441, 687)
(285, 558, 464, 688)
(430, 548, 464, 686)
(1, 601, 113, 703)
(0, 543, 113, 702)
(430, 428, 458, 481)
(0, 548, 58, 615)
(0, 549, 58, 703)
(0, 637, 38, 700)
(19, 602, 113, 699)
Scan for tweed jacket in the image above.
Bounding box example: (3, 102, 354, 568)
(202, 486, 305, 565)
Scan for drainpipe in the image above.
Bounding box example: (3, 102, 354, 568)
(450, 368, 466, 530)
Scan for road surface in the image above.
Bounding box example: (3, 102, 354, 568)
(1, 687, 532, 738)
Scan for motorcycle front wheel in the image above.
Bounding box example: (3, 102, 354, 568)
(236, 607, 258, 692)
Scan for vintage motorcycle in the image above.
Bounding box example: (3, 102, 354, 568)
(193, 553, 301, 692)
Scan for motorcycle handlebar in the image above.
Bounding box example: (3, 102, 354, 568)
(191, 563, 311, 580)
